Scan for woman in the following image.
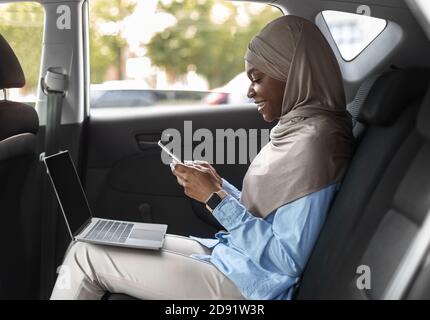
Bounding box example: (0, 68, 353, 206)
(51, 15, 353, 300)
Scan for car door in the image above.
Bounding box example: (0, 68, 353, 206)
(81, 0, 282, 237)
(84, 105, 273, 237)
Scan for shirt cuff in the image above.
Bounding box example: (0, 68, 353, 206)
(212, 194, 250, 231)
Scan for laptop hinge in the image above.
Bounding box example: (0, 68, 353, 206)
(74, 217, 93, 238)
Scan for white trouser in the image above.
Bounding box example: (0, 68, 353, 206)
(50, 234, 244, 300)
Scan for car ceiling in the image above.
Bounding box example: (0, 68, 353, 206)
(243, 0, 429, 66)
(236, 0, 430, 101)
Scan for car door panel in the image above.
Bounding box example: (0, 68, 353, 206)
(85, 105, 272, 237)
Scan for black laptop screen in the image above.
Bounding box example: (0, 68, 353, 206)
(44, 151, 92, 235)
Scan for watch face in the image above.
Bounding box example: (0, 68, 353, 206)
(207, 192, 222, 211)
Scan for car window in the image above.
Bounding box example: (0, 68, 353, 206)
(89, 0, 283, 108)
(407, 0, 430, 40)
(92, 90, 157, 108)
(322, 10, 387, 61)
(0, 2, 44, 107)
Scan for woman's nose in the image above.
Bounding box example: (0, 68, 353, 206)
(247, 85, 255, 99)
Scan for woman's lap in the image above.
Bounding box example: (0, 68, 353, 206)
(162, 234, 212, 256)
(51, 234, 243, 300)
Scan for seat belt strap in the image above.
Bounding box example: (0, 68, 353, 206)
(39, 67, 67, 299)
(383, 208, 430, 299)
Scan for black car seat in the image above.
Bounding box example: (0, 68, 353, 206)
(297, 68, 430, 299)
(0, 34, 41, 299)
(107, 68, 430, 301)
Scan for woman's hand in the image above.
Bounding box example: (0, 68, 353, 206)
(171, 161, 222, 203)
(185, 160, 222, 185)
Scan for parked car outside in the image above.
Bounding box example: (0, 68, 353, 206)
(91, 81, 211, 108)
(202, 72, 253, 105)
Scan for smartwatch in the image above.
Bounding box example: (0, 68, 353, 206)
(205, 190, 227, 213)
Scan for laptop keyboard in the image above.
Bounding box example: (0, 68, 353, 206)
(84, 220, 134, 243)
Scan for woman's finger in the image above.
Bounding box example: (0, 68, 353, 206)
(191, 164, 209, 172)
(194, 161, 212, 171)
(194, 160, 211, 169)
(193, 160, 208, 165)
(173, 162, 193, 173)
(171, 162, 193, 178)
(172, 169, 187, 181)
(176, 176, 187, 187)
(195, 161, 221, 180)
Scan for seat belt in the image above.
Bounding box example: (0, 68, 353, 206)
(39, 67, 67, 299)
(383, 208, 430, 299)
(41, 68, 67, 155)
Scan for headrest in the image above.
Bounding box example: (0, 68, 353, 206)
(0, 34, 25, 89)
(417, 88, 430, 139)
(357, 68, 430, 126)
(0, 133, 37, 161)
(0, 101, 39, 141)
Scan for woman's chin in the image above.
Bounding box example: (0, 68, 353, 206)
(261, 113, 275, 123)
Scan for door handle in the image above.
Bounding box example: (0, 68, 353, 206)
(135, 133, 162, 150)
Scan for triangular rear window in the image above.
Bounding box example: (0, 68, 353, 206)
(322, 10, 387, 61)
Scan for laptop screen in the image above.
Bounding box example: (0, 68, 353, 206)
(44, 151, 92, 236)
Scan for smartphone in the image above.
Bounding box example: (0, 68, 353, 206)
(158, 140, 183, 164)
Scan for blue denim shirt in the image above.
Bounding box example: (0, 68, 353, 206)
(190, 179, 338, 300)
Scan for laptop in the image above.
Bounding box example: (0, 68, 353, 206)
(42, 150, 167, 250)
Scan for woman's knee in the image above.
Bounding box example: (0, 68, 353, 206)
(65, 241, 100, 272)
(67, 241, 89, 257)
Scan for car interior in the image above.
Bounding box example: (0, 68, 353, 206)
(1, 0, 430, 300)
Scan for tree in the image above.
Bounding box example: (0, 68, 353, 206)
(89, 0, 137, 83)
(0, 0, 281, 91)
(0, 2, 44, 94)
(145, 0, 282, 89)
(0, 0, 137, 89)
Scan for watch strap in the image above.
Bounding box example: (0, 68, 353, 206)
(205, 190, 227, 213)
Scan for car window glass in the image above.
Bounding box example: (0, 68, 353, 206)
(0, 2, 44, 107)
(322, 10, 387, 61)
(89, 0, 282, 108)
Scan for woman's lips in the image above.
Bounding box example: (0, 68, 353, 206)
(257, 102, 266, 113)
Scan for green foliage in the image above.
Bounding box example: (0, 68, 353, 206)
(89, 0, 137, 83)
(146, 0, 282, 88)
(0, 0, 281, 91)
(0, 2, 44, 93)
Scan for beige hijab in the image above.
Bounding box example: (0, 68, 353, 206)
(239, 15, 354, 218)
